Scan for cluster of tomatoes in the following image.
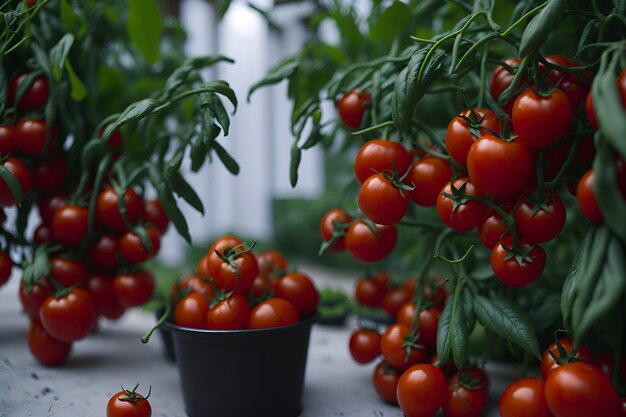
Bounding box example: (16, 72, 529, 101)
(349, 273, 492, 417)
(0, 70, 171, 365)
(171, 235, 319, 330)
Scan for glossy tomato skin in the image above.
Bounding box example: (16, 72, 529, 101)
(0, 157, 32, 206)
(107, 390, 152, 417)
(142, 199, 169, 234)
(354, 139, 411, 184)
(338, 89, 370, 129)
(172, 275, 214, 301)
(490, 58, 523, 116)
(358, 173, 408, 225)
(499, 377, 552, 417)
(89, 234, 121, 271)
(442, 371, 488, 417)
(97, 187, 143, 231)
(515, 191, 566, 243)
(541, 338, 594, 378)
(372, 361, 401, 404)
(19, 276, 51, 319)
(119, 226, 161, 264)
(174, 292, 209, 329)
(397, 363, 448, 417)
(87, 274, 125, 320)
(15, 119, 57, 157)
(577, 169, 603, 223)
(585, 90, 598, 129)
(273, 272, 319, 317)
(39, 288, 96, 342)
(33, 223, 53, 244)
(250, 275, 271, 299)
(320, 208, 351, 251)
(477, 210, 508, 249)
(206, 294, 250, 330)
(0, 125, 17, 155)
(203, 235, 244, 278)
(467, 135, 533, 196)
(50, 256, 88, 287)
(349, 329, 381, 364)
(408, 157, 453, 206)
(51, 205, 89, 246)
(215, 251, 259, 294)
(396, 304, 442, 351)
(491, 236, 546, 287)
(32, 158, 67, 195)
(0, 252, 13, 286)
(9, 73, 49, 110)
(381, 323, 425, 371)
(257, 250, 288, 279)
(436, 177, 487, 232)
(512, 89, 573, 149)
(248, 298, 299, 329)
(38, 192, 68, 224)
(545, 55, 590, 109)
(28, 320, 72, 366)
(113, 270, 154, 308)
(445, 109, 500, 166)
(355, 277, 386, 308)
(345, 221, 397, 263)
(545, 361, 621, 417)
(382, 286, 413, 317)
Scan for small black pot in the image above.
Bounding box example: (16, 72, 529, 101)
(163, 314, 318, 417)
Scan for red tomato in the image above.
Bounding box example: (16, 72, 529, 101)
(172, 275, 215, 301)
(442, 370, 489, 417)
(87, 274, 125, 320)
(19, 276, 51, 319)
(381, 323, 425, 371)
(338, 89, 371, 129)
(113, 270, 154, 308)
(257, 250, 288, 279)
(585, 90, 598, 129)
(89, 234, 121, 271)
(28, 320, 72, 366)
(499, 377, 552, 417)
(203, 235, 244, 278)
(32, 158, 67, 195)
(491, 236, 546, 287)
(51, 205, 89, 246)
(38, 192, 68, 224)
(436, 177, 487, 232)
(372, 361, 401, 404)
(320, 208, 351, 251)
(97, 187, 143, 231)
(0, 252, 12, 286)
(119, 226, 161, 264)
(477, 211, 508, 249)
(273, 272, 319, 317)
(354, 139, 411, 184)
(408, 157, 453, 206)
(545, 361, 621, 417)
(349, 329, 381, 364)
(248, 298, 299, 329)
(512, 89, 573, 149)
(8, 73, 49, 110)
(382, 286, 413, 317)
(430, 353, 457, 377)
(34, 223, 53, 244)
(39, 287, 96, 342)
(397, 363, 448, 417)
(541, 338, 594, 378)
(358, 172, 409, 225)
(467, 135, 533, 196)
(355, 277, 386, 308)
(545, 55, 590, 109)
(0, 125, 17, 155)
(396, 304, 441, 351)
(15, 119, 57, 157)
(515, 191, 566, 243)
(0, 157, 32, 206)
(50, 256, 88, 287)
(142, 199, 169, 234)
(445, 109, 500, 166)
(206, 294, 250, 330)
(345, 221, 397, 263)
(174, 292, 209, 329)
(490, 58, 523, 116)
(214, 251, 259, 294)
(576, 169, 603, 223)
(106, 387, 152, 417)
(250, 275, 271, 298)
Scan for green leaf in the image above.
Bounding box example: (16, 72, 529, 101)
(593, 69, 626, 162)
(164, 55, 234, 97)
(451, 300, 469, 370)
(0, 164, 24, 204)
(594, 140, 626, 242)
(168, 171, 205, 214)
(211, 140, 240, 175)
(473, 0, 495, 12)
(64, 60, 86, 101)
(248, 56, 300, 101)
(103, 99, 160, 139)
(49, 33, 74, 81)
(561, 228, 594, 330)
(190, 139, 208, 173)
(216, 0, 233, 19)
(205, 93, 230, 136)
(149, 167, 191, 244)
(127, 0, 163, 64)
(437, 297, 454, 364)
(474, 294, 541, 359)
(370, 1, 411, 46)
(22, 245, 51, 285)
(290, 144, 302, 188)
(60, 0, 86, 37)
(531, 293, 562, 332)
(518, 0, 566, 57)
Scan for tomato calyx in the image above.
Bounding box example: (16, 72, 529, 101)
(216, 241, 256, 277)
(319, 215, 351, 255)
(442, 180, 473, 212)
(380, 361, 401, 375)
(459, 111, 500, 139)
(548, 336, 585, 367)
(500, 239, 539, 267)
(379, 166, 416, 199)
(455, 368, 487, 390)
(402, 334, 425, 363)
(118, 384, 151, 403)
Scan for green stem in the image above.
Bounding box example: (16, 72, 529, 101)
(545, 134, 583, 188)
(351, 120, 394, 136)
(501, 1, 549, 37)
(141, 302, 172, 344)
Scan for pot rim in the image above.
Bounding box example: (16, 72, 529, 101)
(162, 312, 319, 335)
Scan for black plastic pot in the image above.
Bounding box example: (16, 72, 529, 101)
(163, 314, 318, 417)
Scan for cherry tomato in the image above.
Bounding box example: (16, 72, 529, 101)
(97, 187, 143, 231)
(107, 387, 152, 417)
(32, 158, 67, 195)
(206, 294, 250, 330)
(345, 221, 397, 263)
(172, 275, 215, 301)
(87, 274, 125, 320)
(396, 304, 442, 351)
(0, 252, 12, 287)
(15, 119, 57, 157)
(142, 199, 169, 234)
(19, 276, 50, 319)
(8, 73, 49, 110)
(408, 157, 453, 206)
(51, 205, 89, 246)
(381, 286, 413, 317)
(113, 270, 154, 308)
(203, 235, 244, 279)
(541, 338, 594, 378)
(515, 191, 566, 243)
(499, 377, 552, 417)
(491, 236, 546, 287)
(436, 177, 487, 232)
(372, 361, 401, 404)
(89, 234, 121, 271)
(50, 256, 88, 287)
(39, 287, 96, 342)
(38, 192, 68, 224)
(545, 55, 590, 109)
(445, 108, 500, 166)
(338, 89, 371, 129)
(273, 272, 319, 317)
(119, 226, 161, 264)
(467, 135, 533, 196)
(512, 88, 573, 149)
(28, 320, 72, 366)
(0, 157, 32, 207)
(251, 274, 271, 298)
(256, 250, 288, 279)
(248, 298, 299, 329)
(33, 223, 53, 244)
(585, 90, 598, 129)
(0, 125, 17, 155)
(349, 329, 381, 364)
(490, 58, 523, 116)
(214, 251, 259, 294)
(174, 292, 209, 329)
(381, 323, 425, 371)
(545, 361, 621, 417)
(354, 139, 411, 184)
(358, 172, 409, 225)
(355, 277, 386, 308)
(397, 363, 448, 417)
(320, 208, 351, 251)
(576, 169, 603, 223)
(442, 369, 488, 417)
(477, 210, 508, 249)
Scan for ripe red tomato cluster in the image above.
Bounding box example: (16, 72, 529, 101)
(171, 236, 319, 330)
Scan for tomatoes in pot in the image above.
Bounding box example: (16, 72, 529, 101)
(349, 328, 381, 364)
(515, 191, 566, 243)
(354, 139, 411, 184)
(203, 235, 244, 278)
(28, 320, 72, 366)
(320, 208, 351, 252)
(0, 125, 17, 155)
(142, 199, 169, 234)
(97, 187, 143, 231)
(358, 172, 409, 225)
(397, 363, 448, 417)
(408, 157, 453, 206)
(372, 361, 401, 404)
(39, 287, 96, 342)
(445, 108, 500, 166)
(119, 226, 161, 264)
(491, 236, 546, 287)
(436, 177, 487, 232)
(345, 221, 397, 263)
(499, 377, 552, 417)
(15, 118, 57, 157)
(380, 323, 425, 371)
(257, 250, 288, 279)
(172, 275, 214, 301)
(174, 292, 209, 329)
(206, 294, 250, 330)
(0, 252, 12, 287)
(87, 274, 125, 320)
(0, 157, 32, 207)
(50, 256, 88, 287)
(113, 270, 154, 308)
(273, 272, 319, 317)
(355, 276, 386, 308)
(51, 205, 89, 246)
(214, 251, 259, 294)
(248, 298, 299, 329)
(107, 386, 152, 417)
(338, 89, 370, 129)
(33, 158, 67, 195)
